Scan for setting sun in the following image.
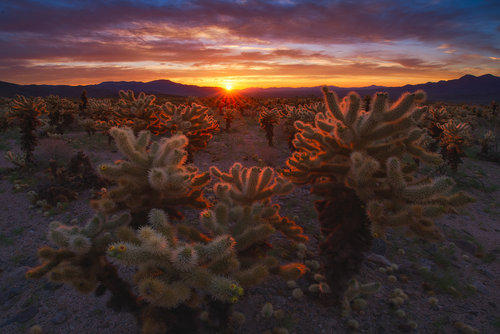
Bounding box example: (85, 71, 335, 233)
(225, 84, 232, 91)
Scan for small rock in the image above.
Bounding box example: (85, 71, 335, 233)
(52, 312, 68, 324)
(472, 281, 488, 294)
(366, 253, 392, 267)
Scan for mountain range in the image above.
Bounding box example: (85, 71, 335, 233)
(0, 74, 499, 104)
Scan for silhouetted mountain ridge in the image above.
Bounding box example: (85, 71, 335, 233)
(0, 74, 498, 104)
(240, 74, 500, 104)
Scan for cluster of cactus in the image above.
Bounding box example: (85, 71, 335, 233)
(44, 95, 77, 134)
(28, 128, 307, 334)
(77, 98, 117, 137)
(279, 105, 316, 150)
(153, 102, 219, 161)
(259, 107, 280, 146)
(7, 95, 45, 164)
(92, 127, 210, 223)
(284, 87, 473, 293)
(114, 90, 157, 134)
(437, 119, 472, 170)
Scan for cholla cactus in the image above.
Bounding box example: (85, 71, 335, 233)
(205, 163, 308, 287)
(106, 209, 244, 333)
(438, 119, 471, 170)
(9, 95, 45, 163)
(92, 127, 209, 221)
(279, 105, 316, 150)
(44, 95, 77, 134)
(26, 212, 131, 293)
(424, 106, 449, 151)
(222, 107, 236, 131)
(259, 107, 280, 146)
(479, 130, 495, 156)
(153, 102, 219, 161)
(284, 87, 473, 292)
(108, 209, 243, 306)
(114, 90, 157, 134)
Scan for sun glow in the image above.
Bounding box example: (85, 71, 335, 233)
(225, 84, 232, 91)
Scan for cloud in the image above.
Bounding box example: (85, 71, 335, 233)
(0, 0, 499, 87)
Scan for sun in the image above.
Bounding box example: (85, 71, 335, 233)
(225, 84, 232, 91)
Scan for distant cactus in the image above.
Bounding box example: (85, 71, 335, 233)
(92, 127, 210, 223)
(479, 130, 495, 157)
(9, 95, 45, 163)
(284, 87, 473, 294)
(222, 107, 235, 131)
(259, 107, 280, 146)
(114, 90, 157, 134)
(438, 119, 471, 170)
(425, 106, 449, 151)
(153, 102, 219, 162)
(44, 95, 77, 134)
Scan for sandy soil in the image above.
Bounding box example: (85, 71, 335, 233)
(0, 117, 499, 334)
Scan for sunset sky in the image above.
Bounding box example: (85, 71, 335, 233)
(1, 0, 499, 89)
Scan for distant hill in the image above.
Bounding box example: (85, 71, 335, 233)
(0, 74, 499, 104)
(240, 74, 500, 104)
(0, 79, 223, 98)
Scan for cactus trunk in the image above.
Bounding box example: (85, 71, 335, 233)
(315, 186, 372, 299)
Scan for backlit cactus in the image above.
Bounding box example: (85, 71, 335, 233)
(205, 163, 308, 287)
(259, 107, 280, 146)
(9, 95, 45, 163)
(438, 119, 472, 170)
(92, 127, 209, 220)
(284, 87, 473, 294)
(153, 102, 219, 161)
(114, 90, 157, 134)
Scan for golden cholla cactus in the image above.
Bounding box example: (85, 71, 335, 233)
(438, 119, 472, 170)
(114, 90, 157, 134)
(284, 87, 473, 294)
(202, 163, 307, 287)
(153, 102, 219, 161)
(92, 127, 210, 222)
(259, 107, 280, 146)
(26, 211, 131, 293)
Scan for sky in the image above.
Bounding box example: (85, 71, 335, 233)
(0, 0, 499, 89)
